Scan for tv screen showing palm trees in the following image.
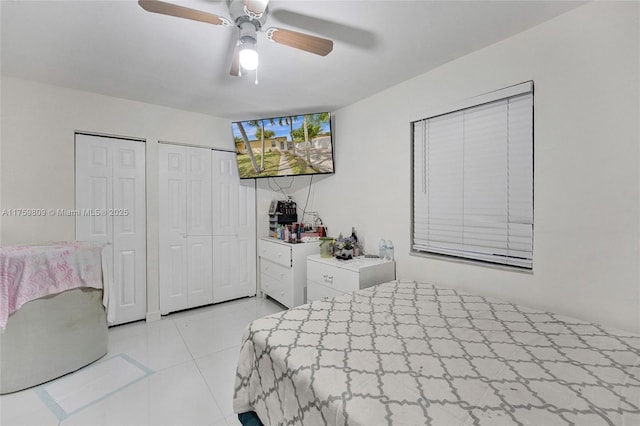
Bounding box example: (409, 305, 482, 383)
(232, 112, 334, 179)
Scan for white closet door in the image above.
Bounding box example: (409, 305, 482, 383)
(159, 144, 213, 313)
(75, 134, 146, 325)
(111, 141, 147, 324)
(187, 235, 213, 306)
(159, 144, 188, 314)
(212, 151, 237, 237)
(236, 179, 256, 297)
(186, 148, 213, 307)
(75, 137, 113, 252)
(75, 136, 114, 314)
(212, 150, 256, 302)
(187, 148, 212, 236)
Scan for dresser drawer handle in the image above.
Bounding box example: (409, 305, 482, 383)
(322, 274, 333, 283)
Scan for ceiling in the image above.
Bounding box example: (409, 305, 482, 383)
(1, 0, 584, 121)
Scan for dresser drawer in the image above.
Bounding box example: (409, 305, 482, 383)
(259, 239, 292, 267)
(307, 281, 345, 302)
(261, 265, 293, 307)
(307, 260, 359, 293)
(260, 258, 292, 282)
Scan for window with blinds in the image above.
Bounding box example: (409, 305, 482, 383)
(411, 82, 533, 269)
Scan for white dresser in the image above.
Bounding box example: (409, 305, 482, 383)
(306, 255, 396, 302)
(258, 238, 319, 308)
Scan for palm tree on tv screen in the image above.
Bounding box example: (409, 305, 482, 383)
(235, 122, 259, 174)
(292, 113, 330, 163)
(246, 120, 265, 170)
(303, 115, 311, 163)
(255, 127, 275, 140)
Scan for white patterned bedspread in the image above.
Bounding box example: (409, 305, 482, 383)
(234, 280, 640, 425)
(0, 241, 105, 330)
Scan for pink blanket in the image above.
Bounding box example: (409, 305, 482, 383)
(0, 241, 105, 331)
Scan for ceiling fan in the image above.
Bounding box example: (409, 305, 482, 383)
(138, 0, 334, 77)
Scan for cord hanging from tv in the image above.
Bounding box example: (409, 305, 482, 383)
(232, 112, 334, 179)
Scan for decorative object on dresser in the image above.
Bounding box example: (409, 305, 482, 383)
(319, 237, 335, 258)
(258, 238, 319, 308)
(333, 229, 363, 259)
(268, 199, 297, 236)
(306, 254, 396, 302)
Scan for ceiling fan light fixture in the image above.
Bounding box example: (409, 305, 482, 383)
(238, 21, 259, 71)
(239, 39, 259, 70)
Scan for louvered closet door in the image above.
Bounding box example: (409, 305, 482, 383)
(211, 150, 256, 302)
(76, 134, 146, 325)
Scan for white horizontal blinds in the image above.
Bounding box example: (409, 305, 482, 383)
(427, 112, 464, 253)
(463, 100, 509, 260)
(413, 120, 428, 246)
(412, 83, 533, 268)
(506, 94, 534, 264)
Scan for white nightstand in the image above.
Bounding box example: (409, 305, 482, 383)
(306, 255, 396, 302)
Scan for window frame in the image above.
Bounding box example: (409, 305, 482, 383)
(410, 81, 534, 270)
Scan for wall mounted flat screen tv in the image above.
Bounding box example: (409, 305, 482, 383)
(232, 112, 334, 179)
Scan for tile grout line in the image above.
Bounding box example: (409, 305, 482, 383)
(171, 315, 229, 423)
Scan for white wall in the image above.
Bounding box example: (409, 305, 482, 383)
(0, 77, 232, 320)
(287, 2, 640, 332)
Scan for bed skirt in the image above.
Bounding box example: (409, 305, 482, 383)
(0, 287, 108, 394)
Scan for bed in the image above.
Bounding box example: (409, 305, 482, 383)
(234, 280, 640, 425)
(0, 241, 110, 394)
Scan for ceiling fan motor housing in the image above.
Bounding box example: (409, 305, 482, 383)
(228, 0, 267, 29)
(239, 21, 258, 43)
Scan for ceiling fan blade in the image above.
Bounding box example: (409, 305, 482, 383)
(230, 43, 241, 77)
(138, 0, 231, 26)
(265, 27, 333, 56)
(243, 0, 269, 20)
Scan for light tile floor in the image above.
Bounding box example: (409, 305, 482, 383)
(0, 296, 285, 426)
